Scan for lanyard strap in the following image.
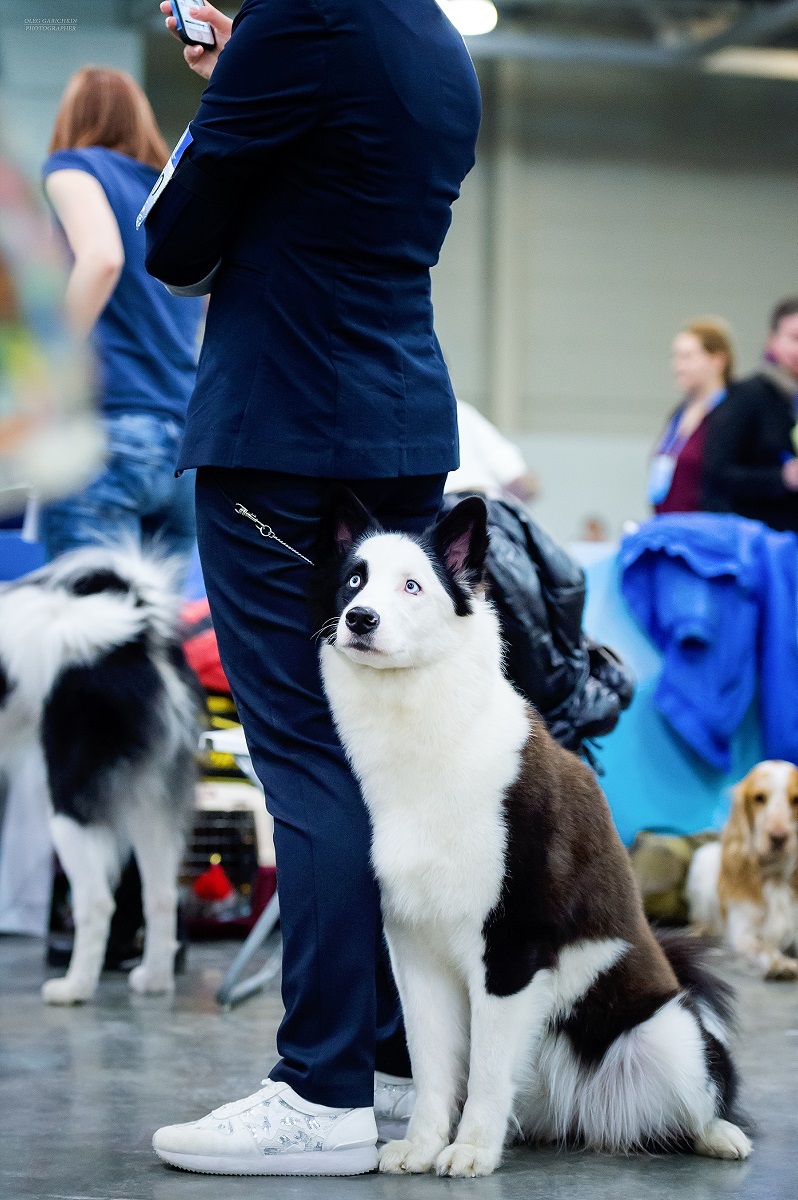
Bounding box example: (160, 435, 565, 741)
(657, 388, 726, 459)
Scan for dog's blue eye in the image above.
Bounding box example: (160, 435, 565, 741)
(348, 574, 361, 590)
(405, 579, 421, 595)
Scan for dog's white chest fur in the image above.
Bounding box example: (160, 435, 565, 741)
(761, 880, 797, 949)
(320, 605, 529, 929)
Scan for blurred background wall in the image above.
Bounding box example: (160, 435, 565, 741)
(3, 1, 798, 540)
(435, 56, 798, 538)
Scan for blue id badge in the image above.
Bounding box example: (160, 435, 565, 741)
(648, 454, 677, 506)
(136, 125, 194, 229)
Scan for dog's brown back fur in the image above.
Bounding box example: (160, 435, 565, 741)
(482, 707, 678, 1013)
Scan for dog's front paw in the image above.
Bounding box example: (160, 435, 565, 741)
(128, 964, 175, 995)
(436, 1141, 501, 1178)
(694, 1119, 752, 1160)
(762, 951, 798, 981)
(378, 1137, 443, 1174)
(763, 953, 798, 981)
(42, 976, 94, 1005)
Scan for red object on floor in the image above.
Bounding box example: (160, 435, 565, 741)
(193, 861, 235, 902)
(181, 598, 230, 694)
(184, 867, 277, 941)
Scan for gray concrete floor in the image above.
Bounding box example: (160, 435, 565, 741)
(1, 935, 796, 1200)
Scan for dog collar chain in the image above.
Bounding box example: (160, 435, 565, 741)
(234, 502, 315, 566)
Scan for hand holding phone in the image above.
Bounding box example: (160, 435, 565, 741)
(171, 0, 216, 48)
(161, 2, 233, 79)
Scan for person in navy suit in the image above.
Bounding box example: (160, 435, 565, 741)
(147, 1, 480, 1175)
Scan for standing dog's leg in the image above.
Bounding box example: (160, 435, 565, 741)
(125, 802, 183, 995)
(437, 978, 550, 1178)
(727, 902, 798, 980)
(42, 814, 119, 1004)
(378, 924, 469, 1175)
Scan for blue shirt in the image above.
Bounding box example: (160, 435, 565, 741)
(43, 146, 203, 425)
(145, 0, 482, 479)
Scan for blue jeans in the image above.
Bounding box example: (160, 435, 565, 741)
(40, 413, 196, 575)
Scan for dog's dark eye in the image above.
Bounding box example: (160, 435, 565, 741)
(790, 794, 798, 807)
(753, 793, 767, 806)
(405, 579, 421, 595)
(347, 574, 361, 590)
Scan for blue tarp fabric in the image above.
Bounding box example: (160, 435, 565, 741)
(620, 513, 798, 771)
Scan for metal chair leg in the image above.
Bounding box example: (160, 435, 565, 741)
(215, 891, 281, 1008)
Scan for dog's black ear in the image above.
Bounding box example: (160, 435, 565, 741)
(326, 487, 380, 557)
(433, 496, 489, 581)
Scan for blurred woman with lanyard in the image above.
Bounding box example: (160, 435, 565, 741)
(649, 318, 734, 515)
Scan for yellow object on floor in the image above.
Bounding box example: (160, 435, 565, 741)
(629, 830, 718, 923)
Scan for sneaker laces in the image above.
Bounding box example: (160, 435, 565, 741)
(211, 1080, 280, 1119)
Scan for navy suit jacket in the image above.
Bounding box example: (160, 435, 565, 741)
(145, 0, 481, 478)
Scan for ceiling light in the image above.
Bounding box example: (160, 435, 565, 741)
(437, 1, 498, 38)
(704, 47, 798, 81)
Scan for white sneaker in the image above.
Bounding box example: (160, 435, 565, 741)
(374, 1071, 416, 1142)
(152, 1079, 378, 1175)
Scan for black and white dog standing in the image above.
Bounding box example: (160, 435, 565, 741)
(0, 548, 201, 1004)
(318, 492, 751, 1177)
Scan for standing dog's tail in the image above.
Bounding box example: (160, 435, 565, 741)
(655, 929, 742, 1126)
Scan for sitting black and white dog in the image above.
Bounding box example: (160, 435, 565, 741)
(0, 548, 201, 1004)
(318, 492, 751, 1177)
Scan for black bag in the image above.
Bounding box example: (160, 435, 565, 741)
(445, 494, 633, 758)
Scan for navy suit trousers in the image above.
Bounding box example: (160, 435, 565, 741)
(195, 467, 445, 1108)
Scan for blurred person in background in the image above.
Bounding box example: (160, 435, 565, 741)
(704, 296, 798, 533)
(577, 514, 610, 543)
(0, 156, 99, 520)
(648, 318, 733, 516)
(445, 399, 538, 500)
(40, 67, 204, 570)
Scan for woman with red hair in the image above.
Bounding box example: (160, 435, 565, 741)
(41, 67, 203, 568)
(649, 318, 734, 515)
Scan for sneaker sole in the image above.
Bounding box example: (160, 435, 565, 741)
(154, 1145, 378, 1176)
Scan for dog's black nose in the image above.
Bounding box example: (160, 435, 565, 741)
(345, 606, 380, 636)
(770, 832, 789, 851)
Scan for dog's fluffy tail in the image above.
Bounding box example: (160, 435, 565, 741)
(23, 544, 182, 641)
(0, 585, 148, 712)
(0, 548, 181, 716)
(656, 928, 735, 1030)
(655, 929, 742, 1125)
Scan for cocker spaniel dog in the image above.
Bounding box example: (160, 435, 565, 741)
(687, 761, 798, 980)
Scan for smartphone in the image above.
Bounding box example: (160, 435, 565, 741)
(171, 0, 216, 48)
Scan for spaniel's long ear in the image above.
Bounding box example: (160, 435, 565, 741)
(721, 780, 755, 872)
(718, 776, 764, 908)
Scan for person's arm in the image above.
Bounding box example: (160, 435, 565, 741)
(456, 402, 539, 501)
(44, 169, 124, 338)
(145, 0, 326, 289)
(703, 385, 789, 502)
(477, 411, 538, 501)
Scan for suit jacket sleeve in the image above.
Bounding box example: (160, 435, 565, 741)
(703, 383, 787, 503)
(145, 0, 326, 288)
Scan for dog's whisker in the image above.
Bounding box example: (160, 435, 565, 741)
(312, 618, 339, 644)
